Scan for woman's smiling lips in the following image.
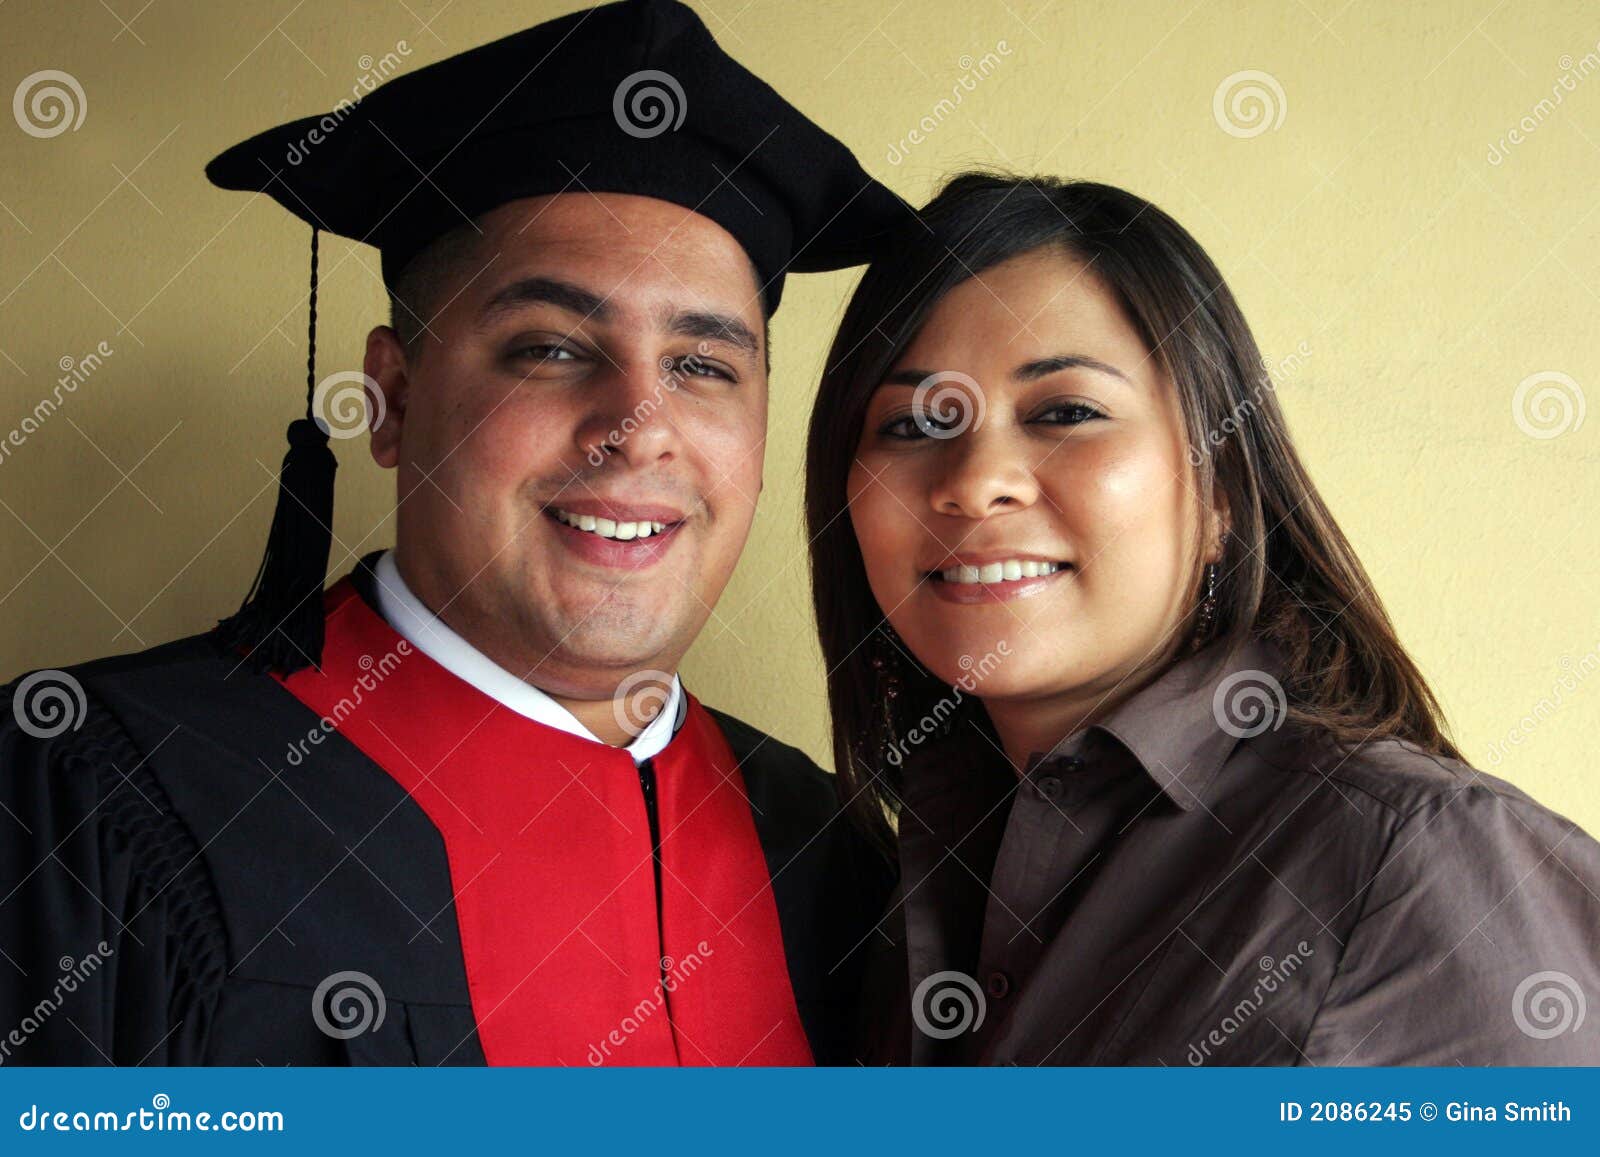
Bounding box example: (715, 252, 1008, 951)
(922, 551, 1073, 604)
(543, 499, 688, 570)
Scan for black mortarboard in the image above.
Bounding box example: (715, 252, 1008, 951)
(203, 0, 911, 676)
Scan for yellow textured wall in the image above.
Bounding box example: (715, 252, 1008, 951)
(2, 2, 1596, 834)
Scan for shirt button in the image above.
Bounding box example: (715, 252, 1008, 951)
(1035, 775, 1063, 802)
(985, 970, 1012, 999)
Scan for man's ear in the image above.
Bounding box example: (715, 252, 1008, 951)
(364, 325, 410, 469)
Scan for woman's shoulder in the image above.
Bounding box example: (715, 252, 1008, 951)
(1267, 730, 1600, 1063)
(1257, 723, 1592, 848)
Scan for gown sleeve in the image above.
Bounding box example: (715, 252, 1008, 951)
(0, 671, 227, 1065)
(1301, 779, 1600, 1065)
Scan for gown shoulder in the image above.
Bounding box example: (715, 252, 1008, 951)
(3, 630, 479, 1065)
(2, 642, 230, 1064)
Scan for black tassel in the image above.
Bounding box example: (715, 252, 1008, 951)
(213, 227, 338, 675)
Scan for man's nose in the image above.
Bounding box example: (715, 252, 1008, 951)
(575, 354, 682, 469)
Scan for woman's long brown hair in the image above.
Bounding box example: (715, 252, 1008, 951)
(806, 171, 1460, 855)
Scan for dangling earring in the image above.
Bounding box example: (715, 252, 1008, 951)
(863, 624, 905, 770)
(1190, 562, 1219, 651)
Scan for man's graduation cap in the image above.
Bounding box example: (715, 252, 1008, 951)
(204, 0, 911, 676)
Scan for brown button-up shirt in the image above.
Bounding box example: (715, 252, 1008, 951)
(855, 637, 1600, 1065)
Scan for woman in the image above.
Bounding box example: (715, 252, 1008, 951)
(806, 172, 1600, 1066)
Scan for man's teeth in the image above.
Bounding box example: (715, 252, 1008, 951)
(552, 508, 669, 540)
(937, 560, 1065, 584)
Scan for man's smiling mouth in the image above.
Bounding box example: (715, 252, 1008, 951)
(549, 506, 675, 541)
(541, 502, 690, 569)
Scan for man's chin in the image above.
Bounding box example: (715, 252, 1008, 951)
(533, 609, 689, 675)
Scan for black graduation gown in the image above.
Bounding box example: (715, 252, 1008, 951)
(0, 552, 892, 1065)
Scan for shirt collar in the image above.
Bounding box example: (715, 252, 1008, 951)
(370, 548, 686, 764)
(1035, 635, 1291, 812)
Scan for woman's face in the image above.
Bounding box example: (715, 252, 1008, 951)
(846, 246, 1222, 714)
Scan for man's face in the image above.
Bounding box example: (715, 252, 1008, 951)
(365, 193, 769, 700)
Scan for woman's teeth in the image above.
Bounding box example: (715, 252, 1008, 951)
(936, 560, 1065, 585)
(552, 507, 669, 541)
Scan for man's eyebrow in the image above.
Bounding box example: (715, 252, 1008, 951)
(473, 276, 613, 329)
(470, 280, 760, 356)
(665, 309, 761, 357)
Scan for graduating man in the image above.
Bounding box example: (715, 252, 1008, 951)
(0, 0, 906, 1065)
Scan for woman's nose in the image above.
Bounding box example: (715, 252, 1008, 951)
(926, 420, 1040, 518)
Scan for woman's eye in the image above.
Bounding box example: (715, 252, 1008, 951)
(1036, 402, 1104, 425)
(878, 411, 953, 440)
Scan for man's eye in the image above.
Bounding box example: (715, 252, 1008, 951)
(666, 355, 735, 382)
(514, 344, 579, 363)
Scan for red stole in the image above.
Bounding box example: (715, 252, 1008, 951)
(272, 575, 814, 1066)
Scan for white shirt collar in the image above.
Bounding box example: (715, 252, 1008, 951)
(372, 549, 685, 764)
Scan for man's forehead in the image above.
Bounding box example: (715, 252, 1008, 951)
(470, 197, 765, 324)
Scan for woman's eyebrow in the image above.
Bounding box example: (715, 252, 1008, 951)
(879, 354, 1132, 389)
(881, 368, 934, 387)
(1013, 354, 1131, 384)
